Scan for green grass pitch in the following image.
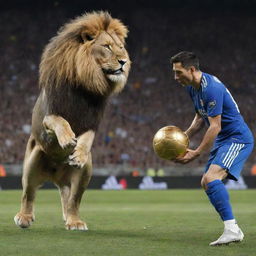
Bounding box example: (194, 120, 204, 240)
(0, 189, 256, 256)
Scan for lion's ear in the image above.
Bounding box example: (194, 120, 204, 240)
(80, 31, 94, 43)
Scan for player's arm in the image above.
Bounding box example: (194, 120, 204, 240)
(185, 113, 205, 138)
(176, 115, 221, 164)
(195, 83, 224, 154)
(195, 115, 221, 154)
(176, 79, 224, 164)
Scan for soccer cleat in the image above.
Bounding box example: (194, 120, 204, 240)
(209, 228, 244, 246)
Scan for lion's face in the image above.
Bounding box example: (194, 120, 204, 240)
(76, 29, 131, 95)
(92, 32, 130, 86)
(40, 12, 131, 96)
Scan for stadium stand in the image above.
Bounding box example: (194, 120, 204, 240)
(0, 1, 255, 175)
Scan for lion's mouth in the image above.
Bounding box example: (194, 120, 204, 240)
(103, 68, 124, 75)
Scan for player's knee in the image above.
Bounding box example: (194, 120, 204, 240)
(201, 174, 216, 190)
(204, 174, 214, 184)
(200, 177, 206, 189)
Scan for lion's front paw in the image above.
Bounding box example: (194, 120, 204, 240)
(68, 146, 89, 168)
(56, 127, 77, 149)
(65, 219, 88, 231)
(14, 213, 35, 228)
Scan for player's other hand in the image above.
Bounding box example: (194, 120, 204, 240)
(174, 149, 200, 164)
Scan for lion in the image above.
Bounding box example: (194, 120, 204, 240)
(14, 11, 131, 230)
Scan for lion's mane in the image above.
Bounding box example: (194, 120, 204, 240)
(39, 11, 129, 96)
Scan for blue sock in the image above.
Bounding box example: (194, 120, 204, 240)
(205, 179, 234, 221)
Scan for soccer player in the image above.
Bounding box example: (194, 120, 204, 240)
(170, 51, 254, 246)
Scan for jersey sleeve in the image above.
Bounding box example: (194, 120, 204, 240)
(205, 84, 224, 117)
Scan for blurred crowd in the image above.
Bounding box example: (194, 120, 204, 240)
(0, 6, 255, 173)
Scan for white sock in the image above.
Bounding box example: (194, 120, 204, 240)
(224, 219, 239, 232)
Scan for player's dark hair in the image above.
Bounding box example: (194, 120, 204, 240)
(170, 51, 200, 70)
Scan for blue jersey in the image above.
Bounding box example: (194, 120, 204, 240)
(186, 72, 254, 146)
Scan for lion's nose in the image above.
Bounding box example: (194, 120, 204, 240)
(118, 59, 127, 66)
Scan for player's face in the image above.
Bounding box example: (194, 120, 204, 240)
(172, 62, 193, 86)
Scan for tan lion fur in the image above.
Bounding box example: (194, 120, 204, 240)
(14, 11, 130, 231)
(39, 11, 129, 95)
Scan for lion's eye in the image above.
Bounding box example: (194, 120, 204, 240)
(85, 34, 94, 41)
(80, 32, 94, 43)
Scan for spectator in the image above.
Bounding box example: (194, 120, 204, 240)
(0, 7, 255, 175)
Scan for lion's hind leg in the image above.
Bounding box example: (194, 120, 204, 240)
(14, 138, 46, 228)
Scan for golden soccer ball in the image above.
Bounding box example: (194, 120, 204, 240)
(153, 126, 189, 160)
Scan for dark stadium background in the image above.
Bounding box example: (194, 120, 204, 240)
(0, 0, 256, 188)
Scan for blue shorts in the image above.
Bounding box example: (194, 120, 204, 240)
(204, 142, 254, 181)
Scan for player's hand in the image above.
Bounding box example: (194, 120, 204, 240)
(174, 149, 200, 164)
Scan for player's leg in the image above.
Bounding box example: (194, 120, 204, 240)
(202, 165, 231, 219)
(202, 142, 253, 246)
(201, 164, 244, 246)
